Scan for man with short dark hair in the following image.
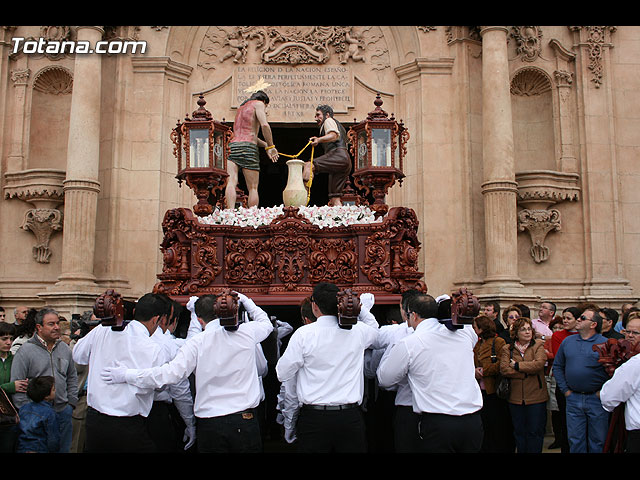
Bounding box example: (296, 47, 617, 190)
(377, 293, 483, 453)
(276, 282, 379, 452)
(101, 291, 273, 453)
(552, 307, 609, 453)
(482, 301, 504, 334)
(600, 308, 623, 339)
(365, 288, 421, 452)
(0, 307, 5, 323)
(11, 307, 78, 453)
(72, 293, 166, 453)
(303, 105, 352, 206)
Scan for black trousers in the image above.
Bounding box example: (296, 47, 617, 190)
(146, 401, 179, 452)
(196, 409, 262, 453)
(626, 430, 640, 453)
(393, 405, 421, 453)
(417, 411, 483, 453)
(84, 407, 156, 453)
(296, 405, 367, 453)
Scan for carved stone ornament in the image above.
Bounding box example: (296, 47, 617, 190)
(570, 26, 616, 88)
(517, 208, 561, 263)
(515, 170, 580, 263)
(20, 208, 63, 263)
(201, 26, 374, 68)
(511, 26, 543, 62)
(4, 169, 65, 264)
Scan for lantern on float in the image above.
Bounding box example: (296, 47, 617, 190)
(348, 93, 408, 215)
(171, 94, 231, 216)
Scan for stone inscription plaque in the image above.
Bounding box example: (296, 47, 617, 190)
(235, 65, 353, 122)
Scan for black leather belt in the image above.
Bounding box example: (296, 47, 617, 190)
(302, 403, 359, 411)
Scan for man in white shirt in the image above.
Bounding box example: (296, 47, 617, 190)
(600, 353, 640, 452)
(365, 289, 420, 452)
(276, 282, 379, 452)
(377, 293, 483, 453)
(101, 292, 273, 453)
(72, 293, 167, 453)
(147, 295, 196, 452)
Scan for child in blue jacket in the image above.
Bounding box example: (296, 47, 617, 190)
(16, 376, 60, 453)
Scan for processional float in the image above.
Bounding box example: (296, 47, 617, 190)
(151, 94, 427, 306)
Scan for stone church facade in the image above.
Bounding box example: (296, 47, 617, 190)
(1, 25, 638, 320)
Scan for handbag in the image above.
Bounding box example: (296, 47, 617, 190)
(0, 387, 19, 426)
(495, 344, 513, 400)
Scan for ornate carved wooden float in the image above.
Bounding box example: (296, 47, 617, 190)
(153, 204, 426, 306)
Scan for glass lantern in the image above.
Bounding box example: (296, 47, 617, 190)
(171, 94, 231, 216)
(347, 93, 408, 215)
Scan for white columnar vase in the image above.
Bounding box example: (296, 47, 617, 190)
(282, 159, 308, 207)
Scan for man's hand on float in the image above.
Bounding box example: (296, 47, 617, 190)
(360, 293, 375, 312)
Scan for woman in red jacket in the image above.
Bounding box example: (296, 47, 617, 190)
(500, 317, 549, 453)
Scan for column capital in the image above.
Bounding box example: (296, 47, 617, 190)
(74, 26, 105, 37)
(479, 26, 510, 37)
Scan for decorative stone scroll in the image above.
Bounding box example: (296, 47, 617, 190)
(154, 205, 426, 305)
(516, 170, 580, 263)
(3, 169, 66, 263)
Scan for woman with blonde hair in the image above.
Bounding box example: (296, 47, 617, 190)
(500, 316, 549, 453)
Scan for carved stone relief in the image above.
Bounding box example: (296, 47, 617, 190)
(511, 26, 543, 62)
(33, 66, 73, 95)
(570, 26, 616, 88)
(516, 171, 580, 264)
(3, 169, 66, 264)
(198, 25, 390, 71)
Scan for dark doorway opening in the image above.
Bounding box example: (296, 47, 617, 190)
(232, 122, 357, 208)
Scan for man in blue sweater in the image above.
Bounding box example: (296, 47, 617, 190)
(553, 306, 609, 453)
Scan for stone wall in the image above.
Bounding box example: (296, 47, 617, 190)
(0, 25, 638, 320)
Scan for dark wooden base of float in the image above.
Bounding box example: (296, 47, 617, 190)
(153, 206, 426, 306)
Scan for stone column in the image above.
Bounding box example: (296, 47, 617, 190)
(479, 26, 527, 295)
(54, 26, 103, 288)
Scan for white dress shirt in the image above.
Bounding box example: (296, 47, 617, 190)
(72, 320, 163, 417)
(369, 322, 414, 406)
(276, 315, 379, 406)
(377, 317, 482, 416)
(122, 297, 273, 418)
(150, 328, 193, 405)
(600, 353, 640, 431)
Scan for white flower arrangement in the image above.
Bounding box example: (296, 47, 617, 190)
(198, 204, 383, 229)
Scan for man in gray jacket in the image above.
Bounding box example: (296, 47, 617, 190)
(10, 307, 78, 453)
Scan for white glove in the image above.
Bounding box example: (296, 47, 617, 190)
(186, 296, 199, 313)
(173, 399, 196, 450)
(182, 423, 196, 450)
(284, 428, 297, 444)
(101, 362, 128, 384)
(360, 293, 375, 311)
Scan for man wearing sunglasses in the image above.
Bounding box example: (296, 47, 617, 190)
(552, 307, 609, 453)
